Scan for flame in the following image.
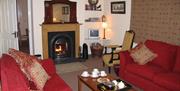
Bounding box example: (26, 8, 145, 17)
(55, 45, 62, 52)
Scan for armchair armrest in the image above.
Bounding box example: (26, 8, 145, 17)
(119, 51, 134, 78)
(40, 59, 56, 76)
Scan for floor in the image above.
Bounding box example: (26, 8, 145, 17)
(58, 56, 118, 91)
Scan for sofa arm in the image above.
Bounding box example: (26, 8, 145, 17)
(119, 51, 134, 78)
(41, 59, 56, 76)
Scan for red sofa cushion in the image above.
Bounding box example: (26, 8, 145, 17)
(1, 54, 29, 91)
(174, 46, 180, 73)
(153, 73, 180, 91)
(41, 59, 56, 76)
(126, 64, 167, 80)
(44, 74, 72, 91)
(145, 40, 177, 71)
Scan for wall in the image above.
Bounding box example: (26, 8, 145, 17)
(31, 0, 131, 56)
(31, 0, 105, 56)
(76, 0, 104, 54)
(130, 0, 180, 45)
(31, 0, 44, 55)
(104, 0, 131, 45)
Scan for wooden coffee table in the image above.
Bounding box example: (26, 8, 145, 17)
(78, 74, 115, 91)
(78, 74, 136, 91)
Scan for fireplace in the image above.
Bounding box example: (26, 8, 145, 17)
(48, 31, 75, 63)
(41, 24, 80, 62)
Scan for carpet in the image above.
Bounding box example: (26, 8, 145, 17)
(55, 62, 88, 74)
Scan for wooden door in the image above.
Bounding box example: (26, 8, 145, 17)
(0, 0, 19, 56)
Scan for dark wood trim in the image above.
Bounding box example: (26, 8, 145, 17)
(44, 0, 77, 24)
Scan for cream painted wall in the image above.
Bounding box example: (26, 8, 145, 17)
(76, 0, 104, 54)
(31, 0, 44, 55)
(104, 0, 131, 45)
(31, 0, 105, 56)
(31, 0, 131, 56)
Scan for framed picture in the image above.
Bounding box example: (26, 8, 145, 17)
(88, 29, 99, 39)
(111, 1, 126, 14)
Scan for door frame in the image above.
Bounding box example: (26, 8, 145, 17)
(27, 0, 34, 55)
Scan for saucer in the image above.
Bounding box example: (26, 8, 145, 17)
(100, 73, 107, 77)
(90, 74, 99, 78)
(81, 74, 90, 77)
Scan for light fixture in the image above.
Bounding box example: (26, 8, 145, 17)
(102, 15, 107, 39)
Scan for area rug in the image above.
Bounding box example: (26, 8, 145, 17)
(55, 62, 88, 74)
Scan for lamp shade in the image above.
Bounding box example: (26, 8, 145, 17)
(102, 22, 107, 28)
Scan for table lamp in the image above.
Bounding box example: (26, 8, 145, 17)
(102, 15, 107, 39)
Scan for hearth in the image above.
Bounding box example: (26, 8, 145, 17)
(48, 31, 75, 63)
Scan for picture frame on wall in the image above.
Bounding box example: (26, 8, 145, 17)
(111, 1, 126, 14)
(88, 29, 99, 39)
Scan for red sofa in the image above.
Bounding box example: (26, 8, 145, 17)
(119, 40, 180, 91)
(0, 54, 72, 91)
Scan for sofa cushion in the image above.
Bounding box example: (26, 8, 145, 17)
(26, 60, 50, 90)
(8, 49, 50, 90)
(153, 73, 180, 91)
(44, 74, 71, 91)
(130, 43, 157, 65)
(1, 54, 29, 91)
(173, 46, 180, 73)
(145, 40, 177, 71)
(126, 64, 167, 80)
(8, 48, 37, 80)
(41, 59, 56, 76)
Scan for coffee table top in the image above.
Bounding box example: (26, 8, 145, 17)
(78, 74, 135, 91)
(78, 74, 116, 91)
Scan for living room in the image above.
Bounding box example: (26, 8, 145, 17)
(0, 0, 180, 91)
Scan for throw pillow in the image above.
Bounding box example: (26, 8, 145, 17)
(130, 43, 157, 65)
(8, 48, 50, 90)
(26, 60, 50, 90)
(8, 48, 36, 80)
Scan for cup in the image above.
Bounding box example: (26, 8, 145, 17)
(93, 68, 99, 73)
(100, 71, 107, 77)
(112, 80, 118, 86)
(91, 71, 99, 78)
(81, 71, 89, 77)
(118, 81, 125, 89)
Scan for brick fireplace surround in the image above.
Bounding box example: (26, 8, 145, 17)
(42, 23, 80, 59)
